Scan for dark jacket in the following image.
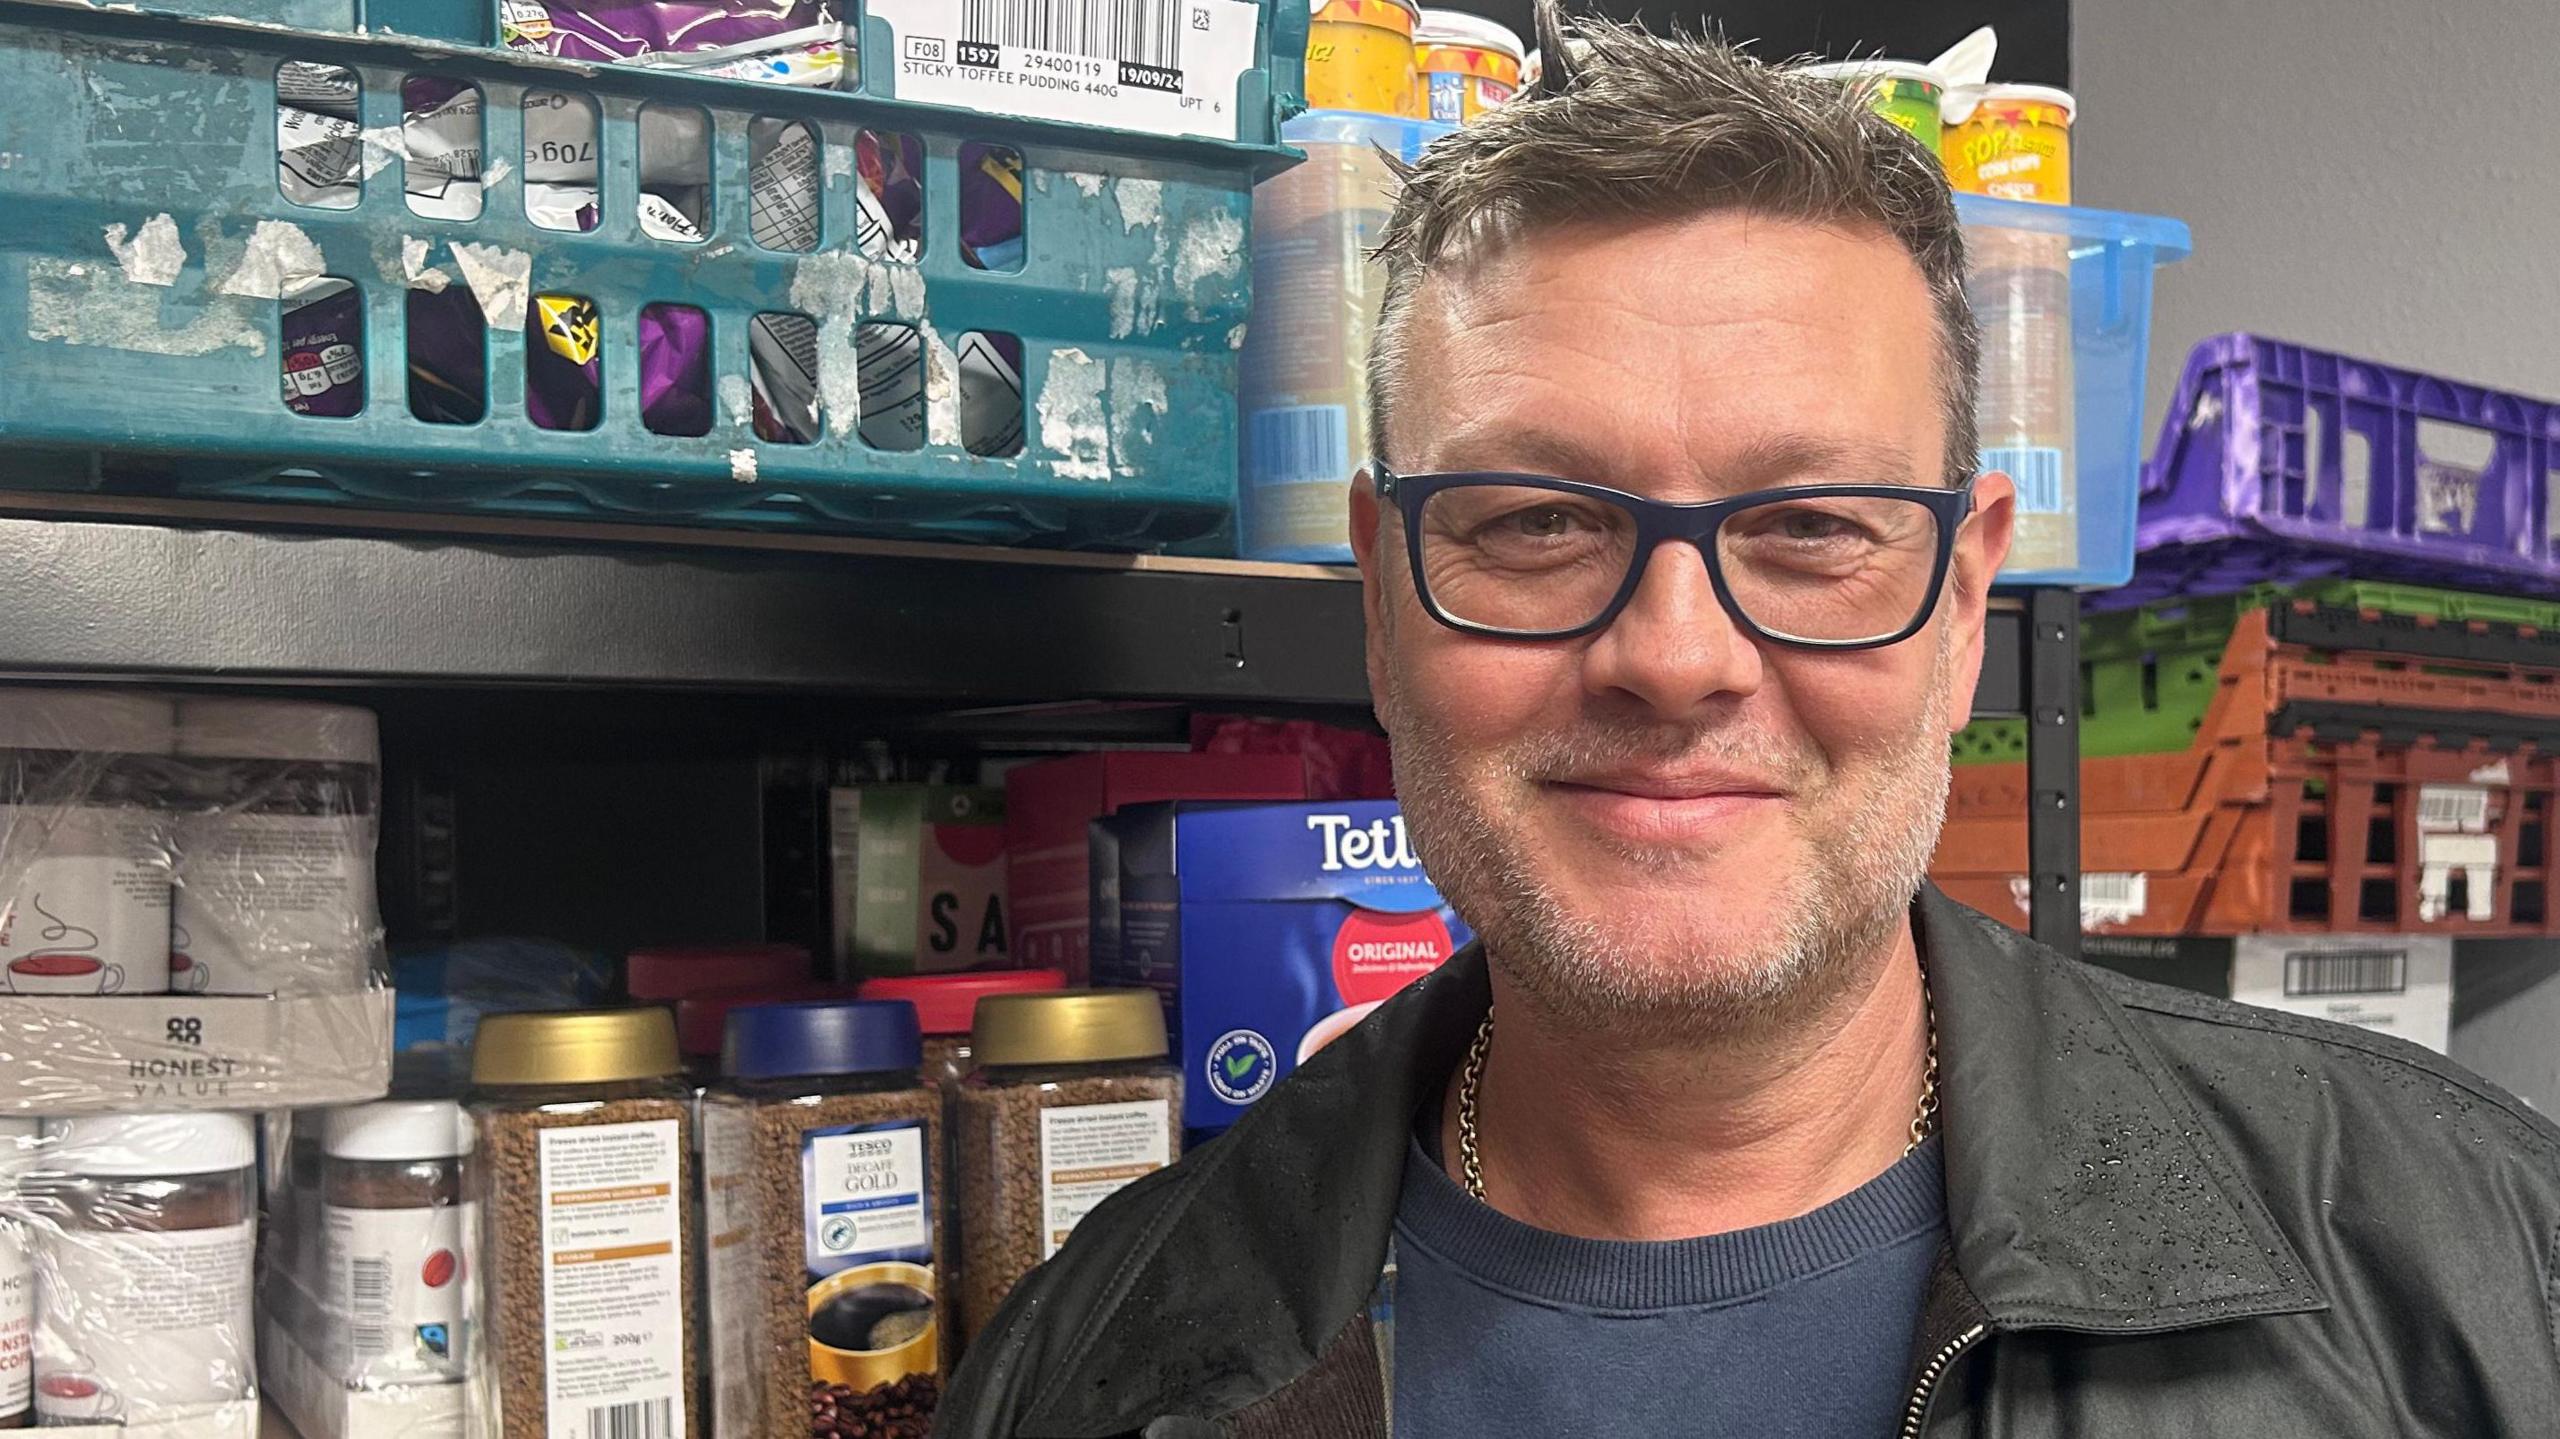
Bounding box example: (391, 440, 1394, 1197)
(939, 889, 2560, 1437)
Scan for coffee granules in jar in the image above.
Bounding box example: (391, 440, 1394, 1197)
(469, 1008, 698, 1439)
(29, 1112, 258, 1425)
(955, 990, 1178, 1344)
(320, 1100, 470, 1388)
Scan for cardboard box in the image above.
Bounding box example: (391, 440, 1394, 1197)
(261, 1318, 460, 1439)
(2082, 933, 2454, 1053)
(1006, 753, 1306, 982)
(1093, 801, 1469, 1132)
(0, 989, 392, 1113)
(830, 786, 1009, 979)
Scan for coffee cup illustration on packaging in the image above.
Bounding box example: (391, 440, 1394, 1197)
(168, 931, 210, 994)
(36, 1369, 122, 1424)
(0, 896, 123, 995)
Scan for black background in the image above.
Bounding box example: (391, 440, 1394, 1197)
(1461, 0, 2070, 86)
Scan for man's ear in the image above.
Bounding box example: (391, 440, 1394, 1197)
(1939, 470, 2016, 732)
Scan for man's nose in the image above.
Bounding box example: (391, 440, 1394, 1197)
(1580, 540, 1764, 715)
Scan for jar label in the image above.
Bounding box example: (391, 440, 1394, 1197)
(1037, 1100, 1170, 1260)
(0, 805, 171, 996)
(538, 1119, 687, 1439)
(171, 811, 380, 996)
(34, 1218, 253, 1423)
(0, 1219, 28, 1419)
(702, 1104, 758, 1439)
(322, 1201, 468, 1386)
(803, 1120, 935, 1402)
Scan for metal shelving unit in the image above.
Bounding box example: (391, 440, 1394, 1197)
(0, 492, 2081, 943)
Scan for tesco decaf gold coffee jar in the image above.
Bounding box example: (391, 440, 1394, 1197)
(955, 990, 1178, 1343)
(468, 1009, 698, 1439)
(704, 1000, 943, 1438)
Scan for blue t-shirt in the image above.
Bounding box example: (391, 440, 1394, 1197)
(1391, 1126, 1945, 1438)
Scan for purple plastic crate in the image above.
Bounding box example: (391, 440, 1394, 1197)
(2109, 333, 2560, 609)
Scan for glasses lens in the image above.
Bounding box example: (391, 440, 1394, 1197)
(1716, 493, 1945, 643)
(1417, 483, 1639, 634)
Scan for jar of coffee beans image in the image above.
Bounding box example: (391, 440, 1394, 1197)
(467, 1008, 698, 1439)
(701, 999, 943, 1439)
(954, 990, 1178, 1344)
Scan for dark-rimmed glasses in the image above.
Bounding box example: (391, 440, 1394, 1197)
(1373, 466, 1979, 648)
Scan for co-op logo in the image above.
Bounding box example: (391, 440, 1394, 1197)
(1307, 813, 1420, 872)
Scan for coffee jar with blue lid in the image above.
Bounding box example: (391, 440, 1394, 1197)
(701, 998, 944, 1437)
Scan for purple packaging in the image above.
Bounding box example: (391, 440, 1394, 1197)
(1093, 801, 1471, 1133)
(281, 281, 364, 417)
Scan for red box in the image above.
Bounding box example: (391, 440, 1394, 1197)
(1005, 753, 1307, 980)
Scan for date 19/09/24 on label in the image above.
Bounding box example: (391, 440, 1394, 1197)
(869, 0, 1263, 143)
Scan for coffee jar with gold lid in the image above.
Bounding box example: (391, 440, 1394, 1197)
(953, 991, 1180, 1344)
(466, 1009, 698, 1439)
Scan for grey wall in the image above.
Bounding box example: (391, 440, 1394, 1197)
(2075, 0, 2560, 436)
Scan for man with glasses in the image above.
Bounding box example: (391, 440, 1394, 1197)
(939, 11, 2560, 1436)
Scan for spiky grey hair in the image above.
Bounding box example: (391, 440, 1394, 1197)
(1366, 2, 1981, 489)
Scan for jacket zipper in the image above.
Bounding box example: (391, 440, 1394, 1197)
(1898, 1321, 1989, 1439)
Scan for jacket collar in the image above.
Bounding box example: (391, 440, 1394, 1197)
(1022, 886, 2324, 1436)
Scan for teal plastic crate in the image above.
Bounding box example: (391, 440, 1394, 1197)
(0, 0, 1306, 545)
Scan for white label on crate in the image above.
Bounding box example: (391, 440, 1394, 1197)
(0, 1218, 27, 1421)
(172, 811, 377, 996)
(0, 805, 171, 996)
(2416, 462, 2481, 536)
(864, 0, 1262, 142)
(2416, 784, 2491, 835)
(2418, 832, 2500, 923)
(2079, 872, 2147, 929)
(1038, 1099, 1168, 1260)
(702, 1103, 758, 1439)
(2231, 934, 2452, 1053)
(2470, 760, 2513, 786)
(323, 1202, 467, 1386)
(36, 1219, 254, 1423)
(539, 1120, 687, 1439)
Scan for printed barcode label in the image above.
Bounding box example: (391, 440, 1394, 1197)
(2417, 783, 2490, 834)
(2079, 872, 2145, 926)
(1984, 446, 2066, 514)
(2284, 949, 2408, 998)
(963, 0, 1180, 69)
(347, 1255, 393, 1357)
(587, 1399, 676, 1439)
(1247, 405, 1351, 488)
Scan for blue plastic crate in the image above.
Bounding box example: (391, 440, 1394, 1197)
(0, 0, 1306, 546)
(1955, 195, 2192, 589)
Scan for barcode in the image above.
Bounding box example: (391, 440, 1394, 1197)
(2284, 950, 2408, 998)
(586, 1399, 676, 1439)
(1247, 405, 1350, 488)
(1985, 446, 2065, 514)
(347, 1256, 392, 1358)
(962, 0, 1180, 70)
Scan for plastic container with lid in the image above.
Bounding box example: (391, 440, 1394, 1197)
(31, 1112, 258, 1424)
(703, 1000, 944, 1437)
(1802, 58, 1947, 158)
(466, 1009, 697, 1439)
(954, 990, 1180, 1343)
(1306, 0, 1422, 117)
(674, 980, 865, 1074)
(1413, 10, 1523, 123)
(624, 941, 812, 1004)
(320, 1101, 470, 1389)
(1943, 83, 2075, 203)
(0, 689, 176, 997)
(856, 968, 1069, 1092)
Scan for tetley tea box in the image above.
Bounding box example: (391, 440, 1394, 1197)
(1092, 801, 1469, 1132)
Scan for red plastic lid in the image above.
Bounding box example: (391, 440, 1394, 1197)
(856, 969, 1069, 1035)
(625, 943, 812, 1003)
(675, 981, 864, 1058)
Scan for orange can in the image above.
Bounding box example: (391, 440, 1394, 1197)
(1943, 83, 2076, 205)
(1413, 10, 1524, 124)
(1307, 0, 1423, 118)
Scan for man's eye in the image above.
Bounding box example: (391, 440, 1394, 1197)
(1508, 508, 1578, 538)
(1780, 511, 1857, 541)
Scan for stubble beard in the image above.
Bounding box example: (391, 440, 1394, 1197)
(1383, 631, 1957, 1047)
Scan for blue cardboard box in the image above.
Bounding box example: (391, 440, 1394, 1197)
(1092, 801, 1471, 1132)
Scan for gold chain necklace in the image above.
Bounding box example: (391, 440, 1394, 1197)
(1455, 983, 1942, 1202)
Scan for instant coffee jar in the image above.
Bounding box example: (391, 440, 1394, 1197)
(320, 1100, 470, 1388)
(468, 1008, 698, 1439)
(954, 990, 1179, 1343)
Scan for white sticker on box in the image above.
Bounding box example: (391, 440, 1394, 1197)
(539, 1120, 687, 1439)
(2416, 783, 2490, 834)
(2079, 872, 2146, 928)
(2231, 934, 2453, 1053)
(1038, 1099, 1168, 1260)
(864, 0, 1262, 142)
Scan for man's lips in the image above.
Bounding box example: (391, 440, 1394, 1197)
(1542, 772, 1787, 843)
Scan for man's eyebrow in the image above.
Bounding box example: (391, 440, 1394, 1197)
(1416, 430, 1929, 490)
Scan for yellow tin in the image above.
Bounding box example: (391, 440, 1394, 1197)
(1307, 0, 1423, 117)
(1944, 83, 2076, 205)
(1414, 10, 1524, 124)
